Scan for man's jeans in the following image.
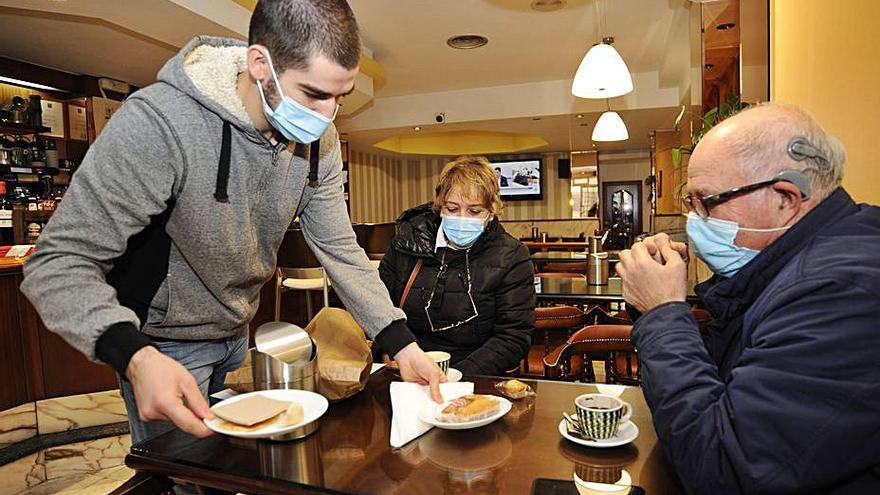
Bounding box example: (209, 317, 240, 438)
(119, 333, 248, 445)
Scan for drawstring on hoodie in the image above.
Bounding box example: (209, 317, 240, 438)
(214, 121, 321, 202)
(308, 140, 320, 187)
(214, 121, 232, 202)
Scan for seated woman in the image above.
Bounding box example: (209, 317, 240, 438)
(378, 156, 535, 376)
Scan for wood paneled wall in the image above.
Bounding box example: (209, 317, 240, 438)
(348, 150, 572, 223)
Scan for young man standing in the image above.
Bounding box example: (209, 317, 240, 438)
(22, 0, 443, 444)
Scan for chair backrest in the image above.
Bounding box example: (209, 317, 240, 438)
(541, 261, 588, 273)
(535, 305, 587, 332)
(277, 228, 321, 269)
(353, 222, 396, 260)
(584, 306, 632, 325)
(534, 272, 587, 280)
(543, 325, 638, 385)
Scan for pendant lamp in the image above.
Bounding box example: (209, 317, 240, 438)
(571, 36, 633, 99)
(592, 101, 628, 142)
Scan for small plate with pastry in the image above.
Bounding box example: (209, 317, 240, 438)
(418, 394, 512, 430)
(204, 389, 328, 439)
(494, 379, 534, 399)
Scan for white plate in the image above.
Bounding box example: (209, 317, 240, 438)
(558, 418, 639, 448)
(204, 389, 328, 439)
(419, 396, 512, 430)
(446, 368, 463, 383)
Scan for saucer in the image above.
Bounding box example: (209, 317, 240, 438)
(558, 418, 639, 448)
(446, 368, 463, 383)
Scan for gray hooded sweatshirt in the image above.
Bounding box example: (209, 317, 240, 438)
(21, 37, 412, 371)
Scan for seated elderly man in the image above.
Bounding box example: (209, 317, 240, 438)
(617, 104, 880, 494)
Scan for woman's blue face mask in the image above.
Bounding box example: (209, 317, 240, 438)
(441, 215, 487, 248)
(256, 50, 337, 144)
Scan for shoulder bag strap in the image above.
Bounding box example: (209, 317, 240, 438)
(398, 258, 424, 308)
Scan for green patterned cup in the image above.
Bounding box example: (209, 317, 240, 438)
(426, 351, 450, 374)
(575, 394, 632, 440)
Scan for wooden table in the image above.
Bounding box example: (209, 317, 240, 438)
(523, 241, 590, 253)
(124, 371, 684, 494)
(535, 277, 699, 306)
(530, 251, 620, 274)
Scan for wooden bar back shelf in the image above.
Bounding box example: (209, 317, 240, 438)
(12, 205, 53, 244)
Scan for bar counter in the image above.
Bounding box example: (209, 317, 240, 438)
(0, 262, 119, 413)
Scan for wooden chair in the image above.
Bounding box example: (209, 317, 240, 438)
(516, 305, 589, 377)
(543, 325, 639, 385)
(275, 227, 330, 323)
(540, 261, 588, 273)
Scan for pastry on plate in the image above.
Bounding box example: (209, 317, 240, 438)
(494, 379, 533, 399)
(437, 394, 500, 423)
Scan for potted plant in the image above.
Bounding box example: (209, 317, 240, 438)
(671, 92, 749, 168)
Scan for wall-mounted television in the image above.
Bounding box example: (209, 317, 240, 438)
(491, 158, 543, 201)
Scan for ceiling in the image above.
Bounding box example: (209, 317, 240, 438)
(0, 0, 731, 154)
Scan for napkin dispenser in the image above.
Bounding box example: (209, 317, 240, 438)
(251, 321, 320, 440)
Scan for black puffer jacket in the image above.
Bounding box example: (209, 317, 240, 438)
(378, 203, 535, 375)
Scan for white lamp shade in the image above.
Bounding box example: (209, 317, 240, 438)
(592, 111, 629, 141)
(571, 42, 634, 99)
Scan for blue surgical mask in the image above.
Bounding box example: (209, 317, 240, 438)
(441, 215, 486, 248)
(256, 50, 336, 144)
(686, 212, 789, 278)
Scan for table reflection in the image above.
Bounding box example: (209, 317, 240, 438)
(420, 426, 513, 494)
(258, 437, 324, 485)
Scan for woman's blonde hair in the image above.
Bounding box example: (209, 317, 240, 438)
(433, 156, 503, 215)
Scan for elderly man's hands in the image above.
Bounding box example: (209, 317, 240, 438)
(616, 233, 688, 312)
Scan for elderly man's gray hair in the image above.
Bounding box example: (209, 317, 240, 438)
(725, 103, 846, 200)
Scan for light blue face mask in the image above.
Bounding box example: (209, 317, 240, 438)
(441, 215, 487, 248)
(256, 50, 337, 144)
(686, 212, 790, 278)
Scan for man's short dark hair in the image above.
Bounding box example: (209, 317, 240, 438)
(494, 167, 502, 172)
(249, 0, 361, 72)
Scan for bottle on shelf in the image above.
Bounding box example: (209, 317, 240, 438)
(44, 139, 59, 169)
(27, 95, 42, 129)
(25, 222, 42, 244)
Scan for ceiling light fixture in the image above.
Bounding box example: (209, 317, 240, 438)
(413, 126, 421, 131)
(571, 0, 633, 99)
(446, 34, 489, 50)
(591, 100, 628, 142)
(0, 76, 67, 93)
(716, 22, 736, 30)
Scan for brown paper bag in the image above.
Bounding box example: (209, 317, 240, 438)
(305, 308, 372, 401)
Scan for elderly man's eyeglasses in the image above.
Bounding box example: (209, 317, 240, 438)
(682, 170, 811, 219)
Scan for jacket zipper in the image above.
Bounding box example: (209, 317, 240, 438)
(272, 142, 284, 166)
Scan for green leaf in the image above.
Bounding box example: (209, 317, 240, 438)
(672, 147, 681, 167)
(702, 108, 718, 129)
(726, 92, 739, 107)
